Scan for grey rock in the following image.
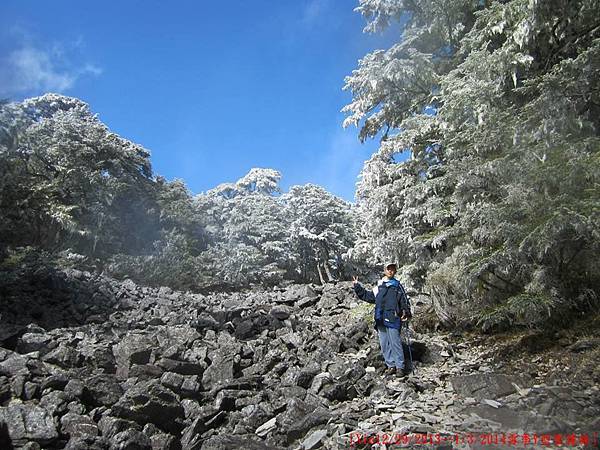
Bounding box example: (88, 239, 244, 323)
(0, 403, 59, 446)
(460, 404, 570, 434)
(241, 403, 273, 430)
(321, 381, 355, 402)
(0, 352, 29, 377)
(81, 346, 116, 372)
(155, 325, 201, 350)
(180, 399, 203, 420)
(64, 435, 110, 450)
(16, 332, 56, 356)
(276, 398, 331, 444)
(111, 379, 185, 434)
(112, 333, 157, 379)
(180, 411, 226, 450)
(23, 381, 40, 400)
(450, 373, 530, 400)
(285, 285, 318, 303)
(60, 412, 99, 438)
(202, 348, 238, 390)
(110, 429, 152, 450)
(41, 373, 70, 392)
(296, 366, 320, 389)
(269, 305, 293, 320)
(0, 376, 11, 404)
(85, 374, 124, 407)
(156, 357, 204, 376)
(129, 363, 164, 380)
(149, 432, 179, 450)
(215, 388, 238, 411)
(97, 416, 140, 440)
(42, 344, 83, 368)
(39, 390, 73, 417)
(568, 338, 600, 352)
(296, 296, 320, 308)
(160, 371, 184, 391)
(255, 416, 277, 437)
(11, 374, 26, 398)
(280, 332, 303, 349)
(301, 429, 327, 449)
(64, 378, 86, 398)
(66, 401, 86, 414)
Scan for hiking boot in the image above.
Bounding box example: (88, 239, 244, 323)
(396, 367, 410, 377)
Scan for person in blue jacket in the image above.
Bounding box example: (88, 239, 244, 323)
(352, 262, 412, 376)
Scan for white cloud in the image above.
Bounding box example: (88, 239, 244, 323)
(312, 126, 376, 202)
(0, 33, 102, 98)
(301, 0, 332, 26)
(5, 47, 75, 93)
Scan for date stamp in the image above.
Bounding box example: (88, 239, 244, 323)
(348, 431, 599, 447)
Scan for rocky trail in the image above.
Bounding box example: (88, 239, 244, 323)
(0, 266, 598, 449)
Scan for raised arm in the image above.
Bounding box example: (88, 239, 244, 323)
(353, 280, 376, 304)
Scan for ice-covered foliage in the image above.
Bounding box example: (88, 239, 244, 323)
(0, 94, 358, 291)
(0, 94, 156, 259)
(345, 0, 600, 330)
(195, 174, 356, 288)
(282, 184, 357, 284)
(195, 175, 290, 289)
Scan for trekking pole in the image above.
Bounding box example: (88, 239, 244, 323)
(404, 320, 415, 375)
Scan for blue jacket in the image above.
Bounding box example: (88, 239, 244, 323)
(354, 278, 412, 329)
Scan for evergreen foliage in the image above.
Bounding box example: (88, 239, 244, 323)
(344, 0, 600, 330)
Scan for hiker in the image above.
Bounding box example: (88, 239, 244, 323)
(352, 262, 412, 376)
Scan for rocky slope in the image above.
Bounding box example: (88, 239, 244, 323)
(0, 266, 598, 449)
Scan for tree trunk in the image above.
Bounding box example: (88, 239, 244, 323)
(323, 260, 335, 282)
(317, 261, 326, 285)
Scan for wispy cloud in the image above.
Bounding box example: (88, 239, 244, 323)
(313, 125, 377, 202)
(0, 28, 101, 99)
(301, 0, 333, 27)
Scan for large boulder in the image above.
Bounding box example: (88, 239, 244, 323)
(275, 398, 331, 445)
(112, 333, 157, 379)
(97, 415, 140, 440)
(42, 344, 84, 368)
(110, 429, 152, 450)
(202, 345, 240, 390)
(160, 372, 202, 399)
(0, 352, 30, 377)
(278, 285, 319, 305)
(16, 332, 56, 356)
(59, 412, 99, 439)
(0, 403, 59, 446)
(111, 379, 185, 434)
(155, 325, 201, 351)
(85, 374, 124, 407)
(450, 373, 531, 400)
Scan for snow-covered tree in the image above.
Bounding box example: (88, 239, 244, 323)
(235, 167, 282, 196)
(193, 168, 291, 289)
(345, 0, 600, 329)
(194, 172, 359, 288)
(282, 184, 357, 284)
(0, 94, 156, 259)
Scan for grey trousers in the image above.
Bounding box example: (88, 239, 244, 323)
(376, 323, 405, 369)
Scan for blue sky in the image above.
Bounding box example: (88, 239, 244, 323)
(0, 0, 399, 202)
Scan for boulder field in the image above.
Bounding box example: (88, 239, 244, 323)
(0, 267, 598, 449)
